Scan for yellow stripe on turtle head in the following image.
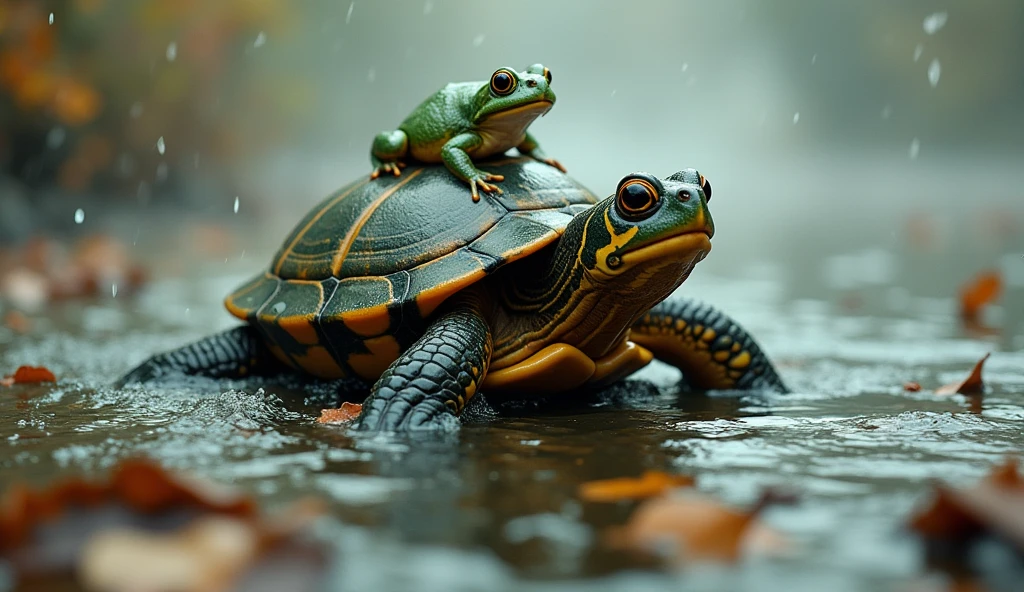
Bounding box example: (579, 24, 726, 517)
(594, 209, 638, 275)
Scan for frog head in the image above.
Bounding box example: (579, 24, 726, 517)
(473, 64, 556, 123)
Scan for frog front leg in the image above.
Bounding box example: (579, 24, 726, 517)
(370, 130, 409, 178)
(441, 132, 505, 203)
(517, 131, 566, 173)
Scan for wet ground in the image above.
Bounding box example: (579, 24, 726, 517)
(2, 257, 1023, 591)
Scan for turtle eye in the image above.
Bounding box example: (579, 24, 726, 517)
(616, 178, 660, 219)
(543, 67, 552, 84)
(699, 174, 712, 201)
(490, 69, 516, 96)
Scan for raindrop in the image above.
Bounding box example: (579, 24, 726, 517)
(472, 34, 485, 47)
(156, 136, 165, 155)
(346, 2, 354, 24)
(111, 283, 118, 298)
(928, 59, 941, 87)
(680, 63, 688, 73)
(913, 44, 923, 62)
(166, 42, 177, 62)
(792, 112, 800, 124)
(233, 196, 240, 214)
(811, 54, 817, 65)
(368, 67, 376, 82)
(254, 32, 267, 48)
(909, 138, 920, 159)
(46, 127, 66, 149)
(74, 209, 85, 224)
(923, 12, 948, 35)
(881, 105, 892, 119)
(130, 102, 144, 118)
(424, 1, 433, 14)
(610, 89, 617, 97)
(48, 13, 54, 25)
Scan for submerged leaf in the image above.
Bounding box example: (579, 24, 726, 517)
(317, 402, 363, 425)
(579, 471, 695, 502)
(958, 271, 1002, 322)
(936, 354, 989, 396)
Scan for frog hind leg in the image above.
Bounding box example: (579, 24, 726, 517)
(370, 130, 409, 178)
(114, 325, 287, 387)
(630, 298, 789, 393)
(516, 131, 566, 173)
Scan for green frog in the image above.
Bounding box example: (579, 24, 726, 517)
(370, 64, 565, 202)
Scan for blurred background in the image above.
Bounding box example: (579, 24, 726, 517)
(1, 0, 1022, 327)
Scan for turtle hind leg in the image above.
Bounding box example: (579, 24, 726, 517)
(630, 298, 789, 393)
(352, 298, 492, 432)
(115, 325, 285, 388)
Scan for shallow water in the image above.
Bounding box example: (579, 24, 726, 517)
(2, 266, 1023, 592)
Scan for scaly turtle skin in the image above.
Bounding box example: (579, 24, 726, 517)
(118, 156, 788, 430)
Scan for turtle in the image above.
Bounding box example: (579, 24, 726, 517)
(117, 156, 788, 430)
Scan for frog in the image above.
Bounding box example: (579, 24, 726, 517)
(370, 64, 565, 202)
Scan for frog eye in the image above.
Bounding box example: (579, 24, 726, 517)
(699, 174, 712, 201)
(615, 176, 661, 219)
(490, 69, 517, 96)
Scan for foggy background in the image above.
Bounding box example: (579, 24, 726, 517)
(2, 0, 1022, 304)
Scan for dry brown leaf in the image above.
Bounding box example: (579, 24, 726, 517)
(317, 402, 363, 425)
(936, 354, 989, 396)
(4, 365, 56, 385)
(910, 458, 1024, 552)
(607, 489, 792, 563)
(958, 271, 1002, 322)
(579, 471, 695, 502)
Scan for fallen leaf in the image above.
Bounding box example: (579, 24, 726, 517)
(607, 489, 794, 563)
(936, 354, 989, 396)
(904, 382, 922, 392)
(579, 471, 695, 502)
(4, 365, 56, 384)
(317, 402, 362, 425)
(1, 458, 330, 591)
(958, 271, 1002, 322)
(910, 458, 1024, 552)
(3, 310, 31, 334)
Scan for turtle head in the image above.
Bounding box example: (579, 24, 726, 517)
(574, 169, 714, 288)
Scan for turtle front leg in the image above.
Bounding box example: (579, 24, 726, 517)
(517, 132, 566, 173)
(115, 326, 285, 387)
(370, 130, 409, 178)
(630, 298, 789, 393)
(352, 300, 492, 431)
(441, 132, 504, 203)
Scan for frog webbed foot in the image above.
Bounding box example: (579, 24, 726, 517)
(467, 171, 505, 203)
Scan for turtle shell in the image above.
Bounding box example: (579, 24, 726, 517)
(224, 156, 598, 380)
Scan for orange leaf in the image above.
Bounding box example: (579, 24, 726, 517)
(6, 365, 56, 384)
(579, 471, 695, 502)
(936, 353, 989, 396)
(608, 489, 791, 563)
(959, 271, 1002, 322)
(317, 402, 362, 425)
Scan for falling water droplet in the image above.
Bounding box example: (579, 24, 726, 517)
(166, 42, 177, 62)
(346, 2, 354, 24)
(47, 127, 66, 149)
(881, 105, 892, 119)
(233, 197, 240, 214)
(472, 34, 485, 47)
(254, 32, 267, 48)
(48, 13, 54, 25)
(111, 283, 118, 298)
(130, 102, 144, 118)
(913, 44, 923, 62)
(424, 1, 433, 14)
(811, 54, 817, 65)
(909, 138, 920, 159)
(927, 59, 941, 87)
(923, 12, 948, 35)
(74, 209, 85, 224)
(156, 136, 165, 155)
(680, 63, 688, 73)
(792, 112, 800, 124)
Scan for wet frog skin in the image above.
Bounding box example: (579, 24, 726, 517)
(370, 64, 565, 202)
